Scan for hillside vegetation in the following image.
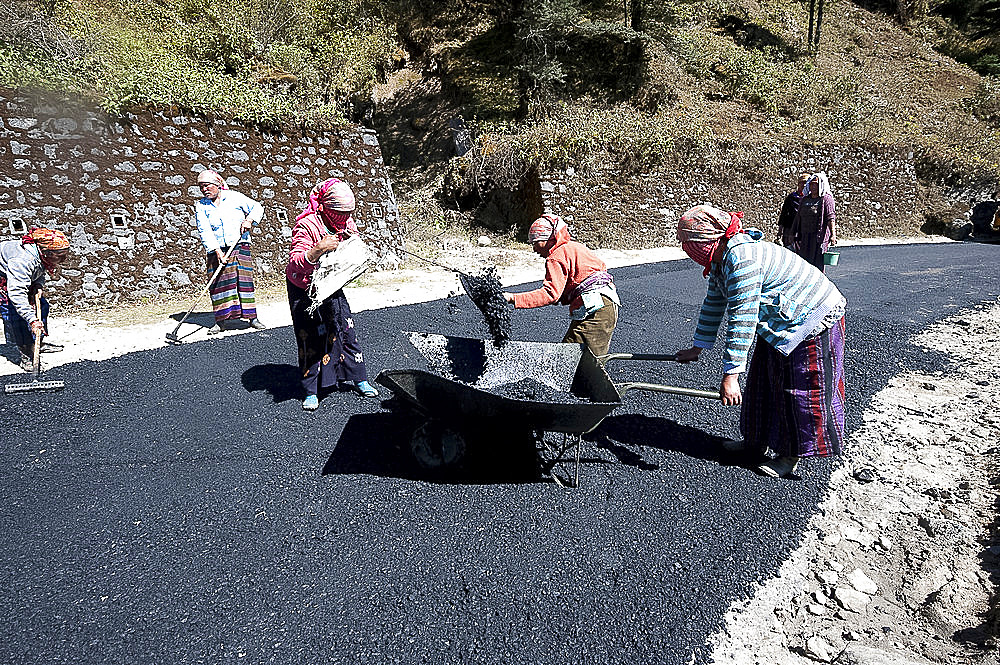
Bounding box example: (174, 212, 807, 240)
(2, 0, 999, 237)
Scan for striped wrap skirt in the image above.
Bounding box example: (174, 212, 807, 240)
(207, 244, 257, 323)
(740, 317, 846, 458)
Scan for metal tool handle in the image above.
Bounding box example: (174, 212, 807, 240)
(598, 352, 678, 366)
(167, 231, 248, 338)
(395, 246, 467, 275)
(32, 290, 43, 378)
(615, 382, 721, 400)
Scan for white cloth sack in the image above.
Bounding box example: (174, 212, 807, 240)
(307, 234, 376, 312)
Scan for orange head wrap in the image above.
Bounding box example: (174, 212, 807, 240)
(22, 227, 70, 275)
(22, 227, 69, 251)
(528, 214, 570, 245)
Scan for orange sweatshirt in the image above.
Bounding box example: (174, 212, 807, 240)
(512, 240, 608, 311)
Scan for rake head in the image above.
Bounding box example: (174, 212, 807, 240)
(4, 378, 66, 394)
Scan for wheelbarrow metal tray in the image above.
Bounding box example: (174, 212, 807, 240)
(377, 368, 620, 434)
(377, 333, 622, 434)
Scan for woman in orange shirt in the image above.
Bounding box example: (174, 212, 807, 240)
(503, 214, 620, 356)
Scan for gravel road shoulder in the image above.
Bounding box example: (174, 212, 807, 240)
(708, 301, 1000, 664)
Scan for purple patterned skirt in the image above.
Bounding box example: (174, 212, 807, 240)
(740, 317, 846, 458)
(287, 280, 368, 396)
(206, 244, 257, 323)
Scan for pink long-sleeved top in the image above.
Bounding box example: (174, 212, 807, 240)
(285, 212, 358, 289)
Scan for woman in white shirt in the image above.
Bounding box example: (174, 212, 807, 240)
(194, 169, 266, 334)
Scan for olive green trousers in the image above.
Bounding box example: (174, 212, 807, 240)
(562, 295, 618, 357)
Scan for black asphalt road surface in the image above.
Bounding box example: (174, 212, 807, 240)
(2, 243, 998, 664)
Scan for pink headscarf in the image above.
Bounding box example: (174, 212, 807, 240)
(297, 178, 356, 232)
(528, 214, 570, 245)
(197, 169, 229, 190)
(676, 204, 745, 277)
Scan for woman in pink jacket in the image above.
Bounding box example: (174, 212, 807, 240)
(286, 178, 379, 411)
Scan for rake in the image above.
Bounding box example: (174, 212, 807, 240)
(165, 232, 246, 345)
(4, 293, 65, 394)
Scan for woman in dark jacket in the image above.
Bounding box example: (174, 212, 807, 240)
(791, 171, 838, 271)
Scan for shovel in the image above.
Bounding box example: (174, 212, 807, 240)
(4, 292, 65, 394)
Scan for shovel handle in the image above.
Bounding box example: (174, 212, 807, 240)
(396, 246, 465, 275)
(32, 291, 43, 377)
(598, 352, 678, 367)
(615, 382, 721, 400)
(167, 231, 248, 339)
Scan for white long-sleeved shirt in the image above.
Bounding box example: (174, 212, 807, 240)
(0, 240, 45, 323)
(194, 190, 264, 252)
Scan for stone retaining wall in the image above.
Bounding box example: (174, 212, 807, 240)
(538, 144, 920, 248)
(0, 89, 402, 309)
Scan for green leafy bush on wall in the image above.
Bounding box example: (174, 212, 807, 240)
(0, 0, 396, 126)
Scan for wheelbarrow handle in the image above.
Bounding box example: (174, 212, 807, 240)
(598, 352, 678, 366)
(615, 381, 722, 400)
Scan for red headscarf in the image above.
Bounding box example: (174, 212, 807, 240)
(297, 178, 356, 232)
(676, 205, 744, 277)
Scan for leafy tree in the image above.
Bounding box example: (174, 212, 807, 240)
(514, 0, 583, 113)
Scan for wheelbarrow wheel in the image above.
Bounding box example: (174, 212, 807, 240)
(410, 421, 467, 470)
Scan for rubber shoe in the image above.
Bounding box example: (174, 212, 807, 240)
(19, 353, 33, 372)
(759, 456, 800, 478)
(39, 341, 64, 353)
(302, 394, 319, 411)
(354, 381, 379, 398)
(249, 318, 266, 330)
(207, 324, 223, 335)
(721, 439, 747, 452)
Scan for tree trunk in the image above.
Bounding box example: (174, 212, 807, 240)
(630, 0, 642, 31)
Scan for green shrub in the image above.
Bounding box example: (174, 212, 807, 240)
(457, 100, 713, 193)
(0, 0, 395, 126)
(970, 76, 1000, 123)
(718, 46, 788, 111)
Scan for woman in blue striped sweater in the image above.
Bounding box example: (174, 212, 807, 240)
(674, 205, 847, 478)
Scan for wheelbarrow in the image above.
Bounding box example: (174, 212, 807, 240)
(375, 332, 721, 487)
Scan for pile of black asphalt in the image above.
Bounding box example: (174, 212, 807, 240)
(459, 266, 511, 344)
(2, 242, 998, 664)
(489, 377, 590, 403)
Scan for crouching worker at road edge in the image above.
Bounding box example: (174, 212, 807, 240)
(286, 178, 379, 412)
(674, 205, 847, 479)
(502, 214, 621, 357)
(0, 228, 70, 371)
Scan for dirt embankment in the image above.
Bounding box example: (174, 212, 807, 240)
(709, 301, 1000, 665)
